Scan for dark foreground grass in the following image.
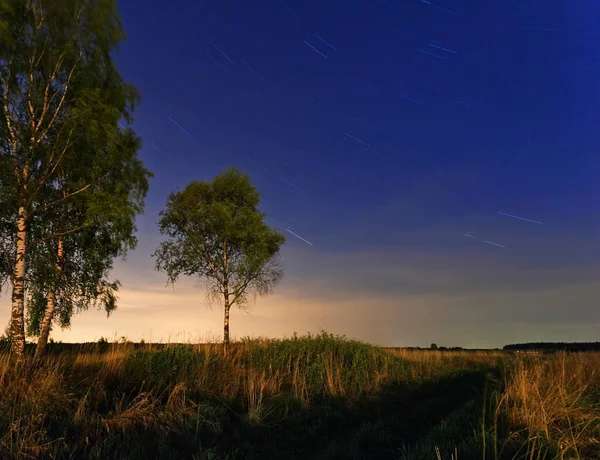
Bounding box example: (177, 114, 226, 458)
(0, 333, 597, 459)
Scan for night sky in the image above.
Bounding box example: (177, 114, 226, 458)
(3, 0, 600, 347)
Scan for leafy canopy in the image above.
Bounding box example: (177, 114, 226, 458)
(26, 126, 151, 336)
(153, 168, 285, 309)
(0, 0, 152, 334)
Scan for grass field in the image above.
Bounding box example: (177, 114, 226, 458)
(0, 333, 598, 459)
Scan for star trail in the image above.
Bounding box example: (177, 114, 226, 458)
(113, 0, 596, 255)
(74, 0, 600, 347)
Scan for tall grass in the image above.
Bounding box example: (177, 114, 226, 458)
(0, 333, 494, 459)
(495, 352, 600, 460)
(0, 334, 598, 459)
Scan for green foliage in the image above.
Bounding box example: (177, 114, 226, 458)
(0, 0, 11, 41)
(124, 345, 205, 386)
(0, 0, 151, 345)
(154, 168, 285, 306)
(24, 82, 150, 337)
(242, 332, 408, 396)
(122, 332, 440, 405)
(153, 168, 284, 348)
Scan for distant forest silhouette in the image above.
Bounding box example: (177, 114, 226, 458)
(504, 342, 600, 352)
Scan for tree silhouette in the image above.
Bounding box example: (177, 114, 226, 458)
(153, 168, 285, 353)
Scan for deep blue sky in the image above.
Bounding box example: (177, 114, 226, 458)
(12, 0, 597, 347)
(116, 0, 599, 244)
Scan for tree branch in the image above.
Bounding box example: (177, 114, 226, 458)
(36, 224, 85, 243)
(30, 182, 90, 216)
(204, 254, 224, 285)
(37, 51, 81, 142)
(229, 270, 260, 306)
(0, 240, 15, 284)
(28, 125, 75, 203)
(34, 52, 65, 135)
(1, 75, 17, 148)
(27, 57, 37, 136)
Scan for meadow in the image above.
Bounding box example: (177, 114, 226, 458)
(0, 333, 598, 459)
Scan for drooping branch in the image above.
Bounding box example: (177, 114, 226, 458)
(230, 257, 283, 307)
(229, 271, 258, 306)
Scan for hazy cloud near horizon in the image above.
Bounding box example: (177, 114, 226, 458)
(1, 218, 599, 348)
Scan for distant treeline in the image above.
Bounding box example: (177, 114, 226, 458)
(388, 346, 467, 351)
(504, 342, 600, 352)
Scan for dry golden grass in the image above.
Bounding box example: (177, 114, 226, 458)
(389, 348, 506, 382)
(0, 337, 598, 459)
(495, 352, 600, 459)
(0, 337, 498, 458)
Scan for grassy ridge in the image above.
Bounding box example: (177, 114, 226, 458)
(0, 333, 598, 459)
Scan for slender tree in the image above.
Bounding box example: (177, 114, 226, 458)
(153, 168, 285, 353)
(26, 124, 150, 360)
(0, 0, 148, 359)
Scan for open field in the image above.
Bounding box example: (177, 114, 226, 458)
(0, 333, 598, 459)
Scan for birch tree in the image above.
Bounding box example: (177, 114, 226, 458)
(0, 0, 149, 359)
(26, 124, 150, 360)
(153, 168, 285, 354)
